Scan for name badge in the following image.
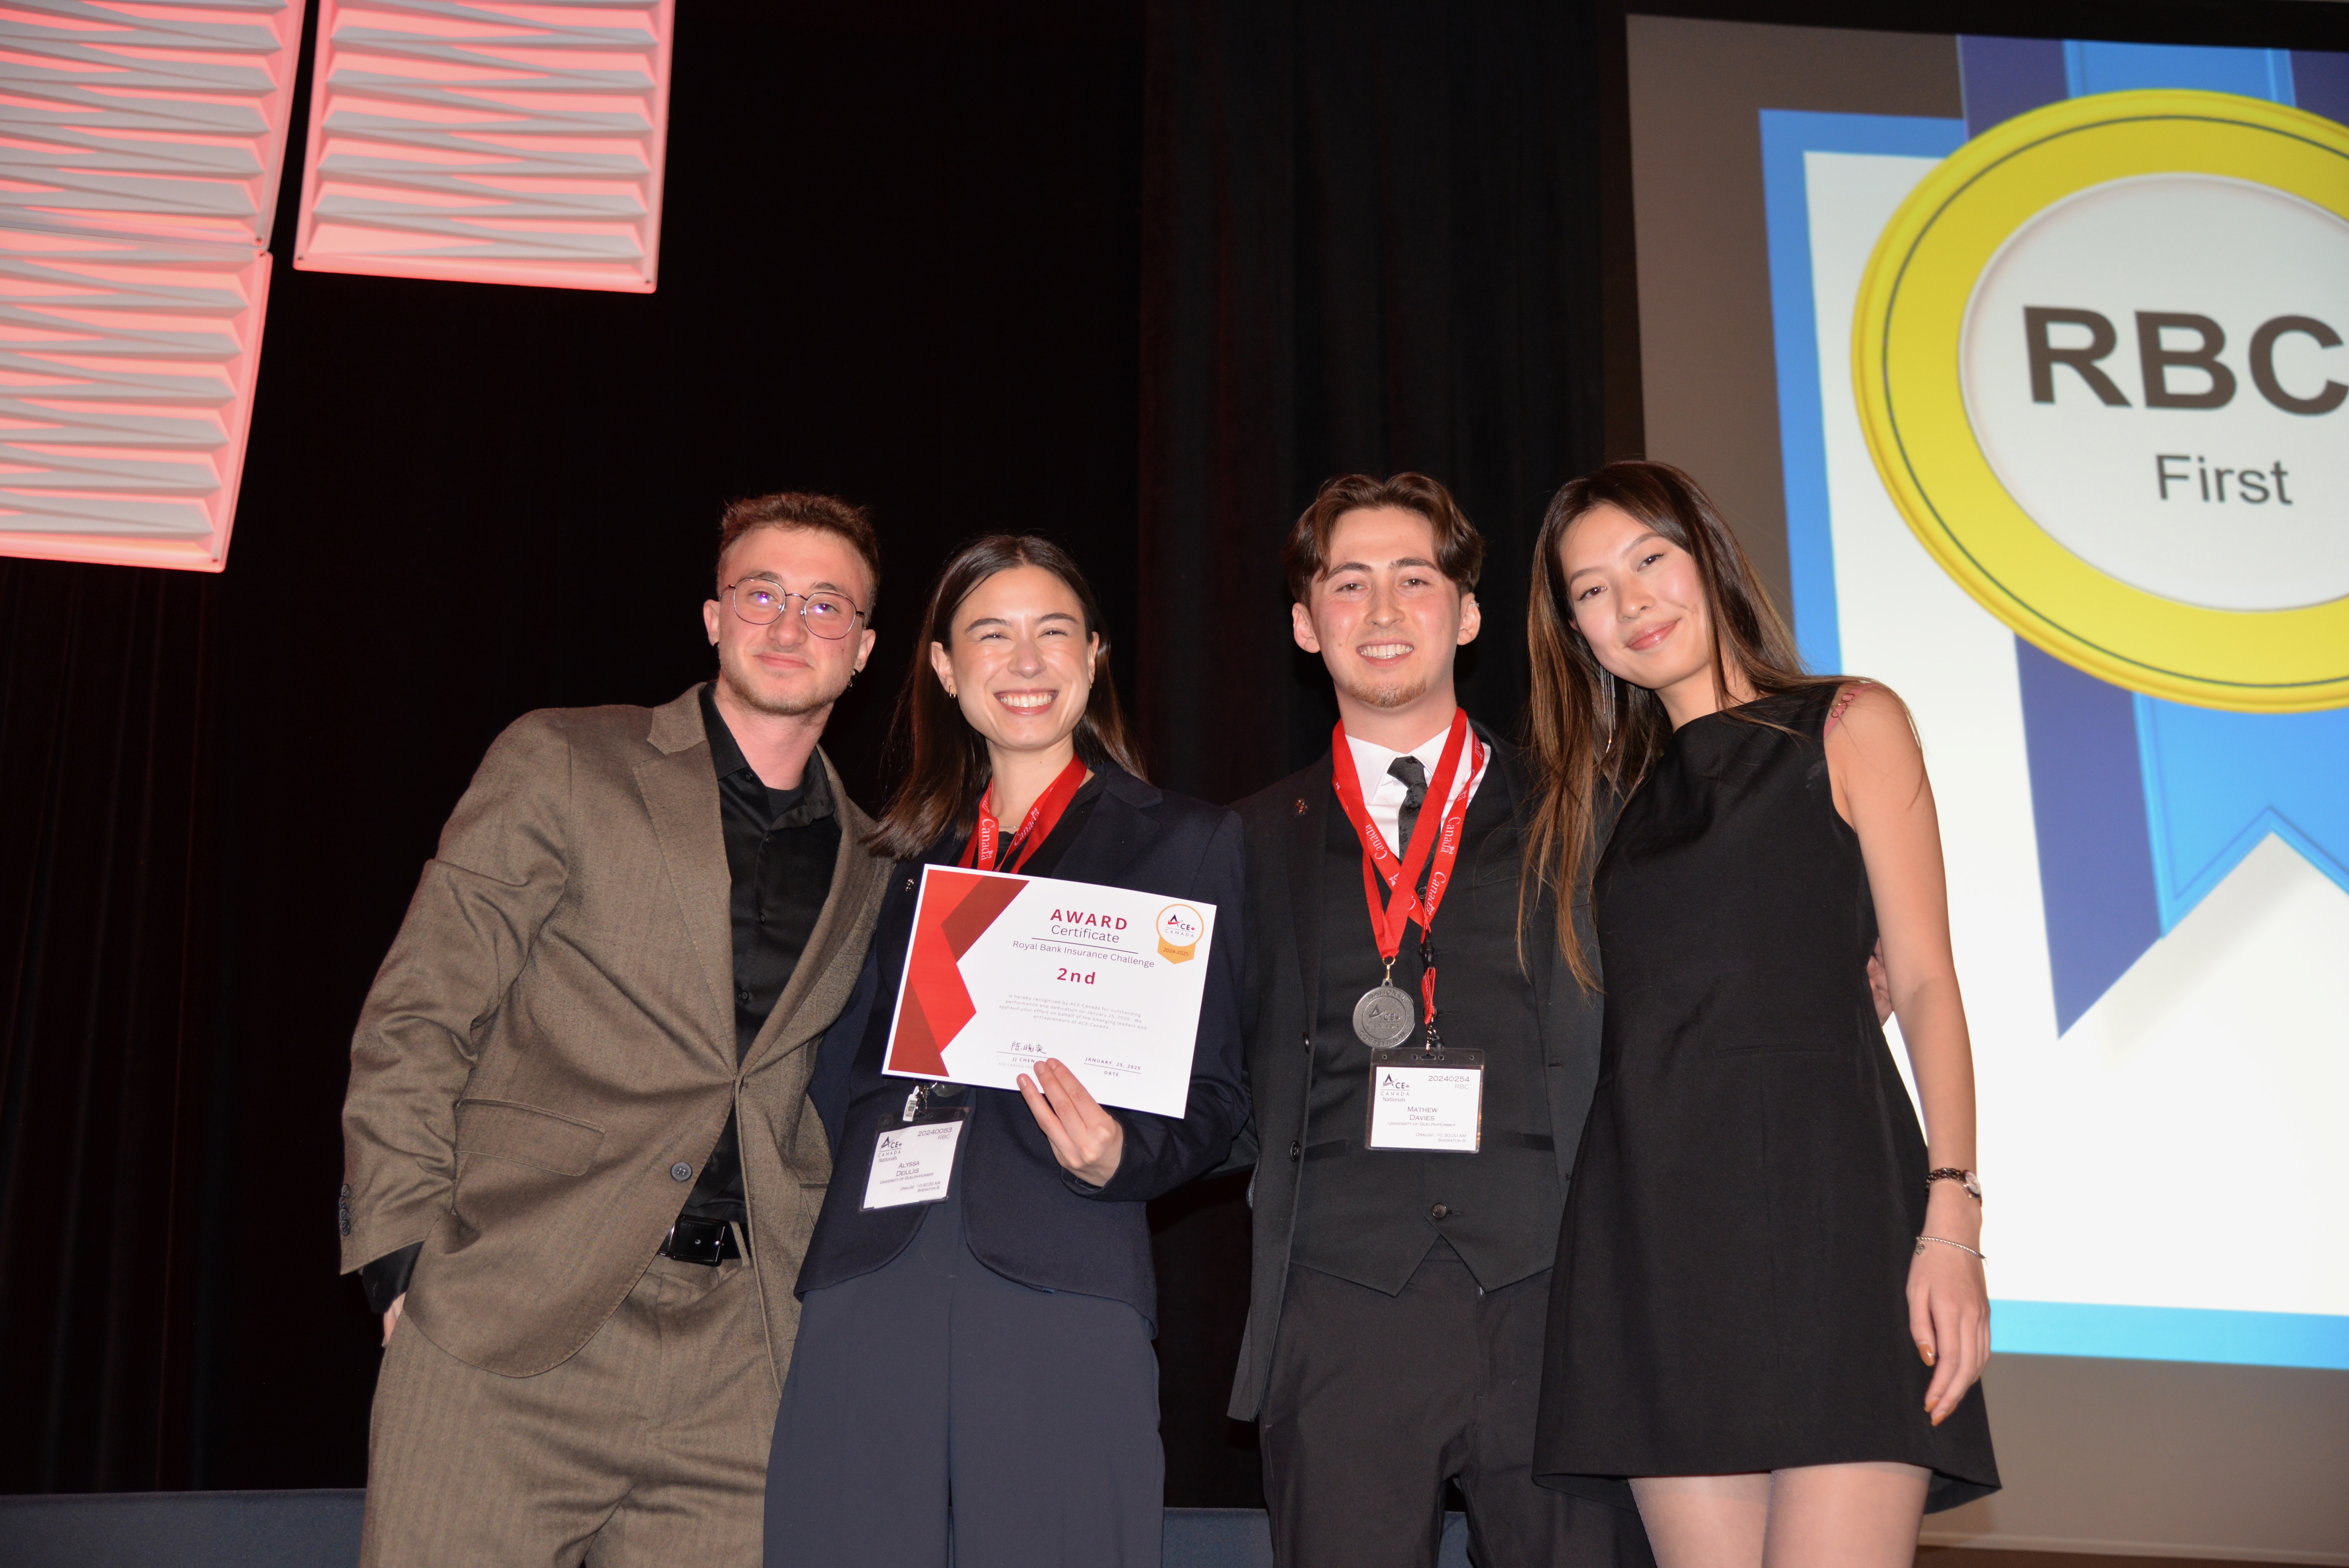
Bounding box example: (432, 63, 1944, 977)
(862, 1112, 967, 1209)
(1365, 1047, 1485, 1153)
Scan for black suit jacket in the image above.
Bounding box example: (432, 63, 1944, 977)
(1221, 730, 1607, 1420)
(799, 765, 1249, 1331)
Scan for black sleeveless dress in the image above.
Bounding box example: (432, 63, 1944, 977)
(1533, 687, 1998, 1510)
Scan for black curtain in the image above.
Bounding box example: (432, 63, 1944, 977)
(0, 569, 214, 1490)
(1139, 0, 1618, 809)
(0, 2, 1147, 1492)
(0, 0, 1627, 1504)
(1135, 0, 1620, 1505)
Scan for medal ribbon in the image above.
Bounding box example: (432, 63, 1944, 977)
(1328, 708, 1484, 1026)
(960, 753, 1090, 874)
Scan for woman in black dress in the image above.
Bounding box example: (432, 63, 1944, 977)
(764, 536, 1247, 1567)
(1523, 462, 1996, 1565)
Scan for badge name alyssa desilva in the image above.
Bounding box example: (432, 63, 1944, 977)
(1331, 708, 1488, 1153)
(863, 1085, 970, 1210)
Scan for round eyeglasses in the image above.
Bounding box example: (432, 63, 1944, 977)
(725, 578, 866, 639)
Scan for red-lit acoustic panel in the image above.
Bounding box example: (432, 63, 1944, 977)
(0, 0, 307, 249)
(0, 2, 298, 572)
(0, 223, 271, 571)
(291, 0, 675, 292)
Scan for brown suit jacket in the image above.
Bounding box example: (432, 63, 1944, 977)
(339, 685, 889, 1381)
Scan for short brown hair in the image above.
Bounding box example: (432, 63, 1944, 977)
(715, 492, 882, 606)
(1282, 472, 1484, 604)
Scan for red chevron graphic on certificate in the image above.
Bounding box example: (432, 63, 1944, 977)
(882, 865, 1217, 1118)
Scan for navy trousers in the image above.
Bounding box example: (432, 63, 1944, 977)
(763, 1174, 1163, 1568)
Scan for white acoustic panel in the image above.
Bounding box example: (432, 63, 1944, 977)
(292, 0, 675, 292)
(0, 0, 306, 248)
(0, 223, 272, 571)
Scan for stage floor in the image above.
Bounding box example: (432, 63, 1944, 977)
(0, 1490, 2289, 1567)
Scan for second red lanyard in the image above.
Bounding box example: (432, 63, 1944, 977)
(961, 753, 1090, 874)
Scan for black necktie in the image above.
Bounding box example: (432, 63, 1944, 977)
(1388, 755, 1428, 859)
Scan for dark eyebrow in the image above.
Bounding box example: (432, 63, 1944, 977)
(1565, 532, 1666, 584)
(740, 572, 853, 596)
(1326, 555, 1439, 576)
(962, 610, 1080, 631)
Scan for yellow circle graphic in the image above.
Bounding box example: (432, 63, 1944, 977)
(1852, 89, 2349, 712)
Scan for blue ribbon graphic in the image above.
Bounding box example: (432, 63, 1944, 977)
(2136, 702, 2349, 933)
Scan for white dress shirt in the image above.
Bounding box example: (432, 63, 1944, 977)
(1343, 718, 1488, 860)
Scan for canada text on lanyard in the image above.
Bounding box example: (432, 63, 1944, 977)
(959, 753, 1090, 875)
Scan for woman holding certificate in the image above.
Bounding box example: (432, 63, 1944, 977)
(764, 536, 1248, 1568)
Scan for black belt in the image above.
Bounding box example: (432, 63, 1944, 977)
(659, 1216, 746, 1266)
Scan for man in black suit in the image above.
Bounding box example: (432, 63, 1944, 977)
(1225, 474, 1653, 1568)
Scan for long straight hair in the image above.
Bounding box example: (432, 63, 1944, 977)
(867, 535, 1147, 860)
(1523, 461, 1842, 987)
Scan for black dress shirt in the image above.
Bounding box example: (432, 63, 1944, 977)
(358, 685, 839, 1312)
(678, 683, 842, 1229)
(983, 777, 1101, 879)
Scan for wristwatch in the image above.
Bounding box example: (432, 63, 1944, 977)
(1927, 1167, 1982, 1201)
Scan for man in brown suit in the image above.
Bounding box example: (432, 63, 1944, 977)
(339, 492, 893, 1566)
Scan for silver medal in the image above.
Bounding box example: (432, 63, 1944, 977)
(1352, 982, 1418, 1049)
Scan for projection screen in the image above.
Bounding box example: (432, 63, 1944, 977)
(1624, 18, 2349, 1559)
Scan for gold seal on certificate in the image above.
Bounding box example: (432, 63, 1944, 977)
(882, 865, 1219, 1117)
(1155, 903, 1204, 963)
(1352, 982, 1417, 1049)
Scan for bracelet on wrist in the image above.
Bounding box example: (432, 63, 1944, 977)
(1926, 1167, 1982, 1201)
(1915, 1234, 1985, 1261)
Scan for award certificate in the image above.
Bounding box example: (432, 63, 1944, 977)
(880, 864, 1217, 1118)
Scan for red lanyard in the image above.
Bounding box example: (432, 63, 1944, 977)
(960, 753, 1089, 874)
(1328, 709, 1483, 1019)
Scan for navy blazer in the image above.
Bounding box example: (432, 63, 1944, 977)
(797, 765, 1248, 1331)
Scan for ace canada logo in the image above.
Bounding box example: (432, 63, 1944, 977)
(1856, 89, 2349, 711)
(1155, 903, 1204, 963)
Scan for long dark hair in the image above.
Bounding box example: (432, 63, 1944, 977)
(1524, 460, 1842, 987)
(867, 535, 1147, 860)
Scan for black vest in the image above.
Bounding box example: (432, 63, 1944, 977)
(1290, 762, 1562, 1294)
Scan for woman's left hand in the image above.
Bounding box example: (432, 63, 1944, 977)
(1019, 1057, 1125, 1187)
(1907, 1187, 1991, 1426)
